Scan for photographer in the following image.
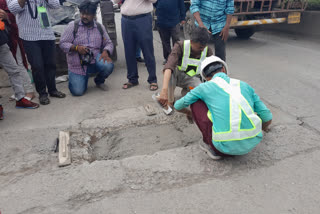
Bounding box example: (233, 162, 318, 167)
(59, 0, 114, 96)
(7, 0, 66, 105)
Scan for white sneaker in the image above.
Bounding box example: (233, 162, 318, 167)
(199, 140, 222, 160)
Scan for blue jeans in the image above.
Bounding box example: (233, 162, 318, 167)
(69, 54, 114, 96)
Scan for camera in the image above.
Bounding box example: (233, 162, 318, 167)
(80, 48, 94, 66)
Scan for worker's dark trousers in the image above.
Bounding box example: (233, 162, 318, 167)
(121, 13, 157, 84)
(22, 40, 57, 96)
(157, 24, 180, 61)
(212, 32, 226, 62)
(190, 100, 227, 156)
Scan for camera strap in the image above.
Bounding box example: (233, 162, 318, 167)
(26, 0, 38, 19)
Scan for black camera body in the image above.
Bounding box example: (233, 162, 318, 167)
(80, 49, 94, 66)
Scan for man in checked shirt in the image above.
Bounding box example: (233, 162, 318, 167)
(60, 0, 114, 96)
(190, 0, 234, 61)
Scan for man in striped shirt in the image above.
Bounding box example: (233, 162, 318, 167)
(7, 0, 66, 105)
(190, 0, 234, 61)
(59, 0, 114, 96)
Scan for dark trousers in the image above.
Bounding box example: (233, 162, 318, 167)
(190, 100, 227, 156)
(22, 40, 57, 96)
(212, 32, 226, 62)
(121, 13, 157, 84)
(158, 24, 180, 61)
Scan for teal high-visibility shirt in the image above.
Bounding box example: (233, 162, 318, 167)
(174, 72, 273, 155)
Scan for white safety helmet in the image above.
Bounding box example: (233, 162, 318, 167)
(200, 56, 229, 81)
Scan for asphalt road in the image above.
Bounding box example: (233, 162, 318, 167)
(0, 14, 320, 213)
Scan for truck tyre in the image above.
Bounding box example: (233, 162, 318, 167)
(235, 28, 255, 39)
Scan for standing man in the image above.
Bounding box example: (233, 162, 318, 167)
(0, 0, 35, 100)
(8, 0, 66, 105)
(113, 0, 158, 91)
(156, 27, 213, 111)
(174, 56, 272, 159)
(190, 0, 234, 61)
(60, 0, 114, 96)
(154, 0, 186, 65)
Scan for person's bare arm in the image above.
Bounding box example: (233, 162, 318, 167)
(220, 14, 232, 41)
(193, 11, 210, 33)
(159, 69, 172, 106)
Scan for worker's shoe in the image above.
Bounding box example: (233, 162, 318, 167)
(50, 91, 66, 98)
(16, 97, 40, 109)
(39, 95, 50, 105)
(0, 105, 4, 120)
(198, 140, 221, 160)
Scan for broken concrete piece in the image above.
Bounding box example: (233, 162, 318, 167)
(144, 104, 157, 116)
(58, 131, 71, 167)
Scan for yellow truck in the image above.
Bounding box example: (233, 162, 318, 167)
(183, 0, 308, 39)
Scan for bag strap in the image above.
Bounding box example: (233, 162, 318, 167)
(96, 22, 105, 53)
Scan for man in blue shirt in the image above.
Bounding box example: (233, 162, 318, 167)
(174, 56, 272, 159)
(154, 0, 186, 64)
(190, 0, 234, 61)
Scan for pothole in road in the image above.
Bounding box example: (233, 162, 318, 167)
(70, 114, 202, 163)
(91, 120, 201, 161)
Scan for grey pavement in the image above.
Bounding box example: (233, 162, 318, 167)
(0, 13, 320, 214)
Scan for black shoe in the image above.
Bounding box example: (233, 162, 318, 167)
(50, 91, 66, 98)
(39, 95, 50, 105)
(136, 57, 145, 63)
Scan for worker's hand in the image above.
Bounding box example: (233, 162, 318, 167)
(180, 20, 186, 25)
(159, 88, 168, 107)
(219, 25, 230, 42)
(99, 50, 112, 63)
(0, 9, 8, 21)
(262, 120, 272, 133)
(186, 110, 193, 124)
(77, 46, 88, 55)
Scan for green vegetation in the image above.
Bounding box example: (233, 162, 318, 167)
(307, 0, 320, 10)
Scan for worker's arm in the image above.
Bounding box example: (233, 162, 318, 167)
(159, 42, 182, 106)
(220, 0, 234, 41)
(220, 14, 232, 41)
(174, 84, 204, 110)
(250, 86, 273, 132)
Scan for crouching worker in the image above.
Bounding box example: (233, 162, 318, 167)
(60, 0, 114, 96)
(156, 27, 213, 113)
(174, 56, 272, 159)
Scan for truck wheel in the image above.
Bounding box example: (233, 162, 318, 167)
(235, 28, 255, 39)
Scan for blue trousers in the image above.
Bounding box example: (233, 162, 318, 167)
(136, 47, 141, 58)
(69, 54, 114, 96)
(121, 13, 157, 84)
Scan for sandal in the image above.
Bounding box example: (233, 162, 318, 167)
(149, 83, 158, 91)
(122, 82, 139, 89)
